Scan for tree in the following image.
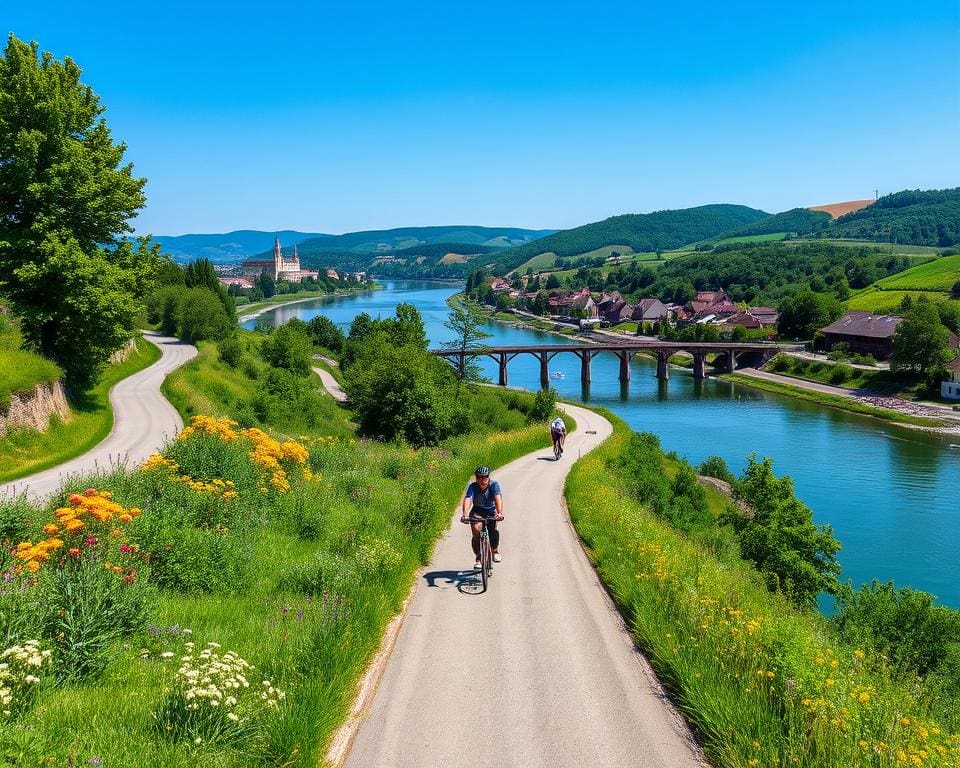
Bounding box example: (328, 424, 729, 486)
(892, 300, 951, 376)
(442, 304, 491, 387)
(727, 455, 841, 608)
(545, 274, 561, 289)
(307, 315, 345, 352)
(531, 291, 548, 316)
(0, 35, 148, 390)
(778, 290, 842, 339)
(176, 287, 233, 343)
(259, 321, 313, 376)
(256, 271, 276, 299)
(344, 332, 464, 446)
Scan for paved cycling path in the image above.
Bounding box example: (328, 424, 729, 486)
(0, 333, 197, 502)
(341, 403, 705, 768)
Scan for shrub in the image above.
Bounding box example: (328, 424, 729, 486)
(217, 334, 243, 368)
(829, 363, 854, 384)
(769, 354, 792, 373)
(177, 287, 233, 343)
(833, 580, 960, 676)
(699, 455, 735, 484)
(259, 322, 312, 376)
(529, 387, 557, 422)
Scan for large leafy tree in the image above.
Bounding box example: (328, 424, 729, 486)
(892, 299, 951, 376)
(0, 35, 150, 390)
(442, 304, 490, 387)
(777, 290, 842, 339)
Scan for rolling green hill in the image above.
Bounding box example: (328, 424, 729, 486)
(488, 204, 769, 275)
(713, 208, 831, 240)
(291, 225, 555, 255)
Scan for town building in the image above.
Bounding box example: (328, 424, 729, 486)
(942, 356, 960, 400)
(820, 312, 903, 359)
(632, 298, 668, 322)
(241, 237, 319, 282)
(217, 276, 255, 290)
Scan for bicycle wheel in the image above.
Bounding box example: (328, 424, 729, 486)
(480, 534, 491, 592)
(554, 440, 561, 460)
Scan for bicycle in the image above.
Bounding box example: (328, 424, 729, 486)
(553, 437, 562, 460)
(464, 514, 496, 592)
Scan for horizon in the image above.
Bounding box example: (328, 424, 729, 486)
(5, 1, 959, 236)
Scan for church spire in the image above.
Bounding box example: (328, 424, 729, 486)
(274, 234, 282, 277)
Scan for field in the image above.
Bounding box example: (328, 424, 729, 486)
(789, 238, 944, 256)
(872, 253, 960, 291)
(513, 251, 559, 273)
(438, 252, 470, 264)
(713, 232, 787, 245)
(844, 288, 956, 314)
(807, 199, 873, 218)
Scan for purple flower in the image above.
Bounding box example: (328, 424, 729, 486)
(87, 758, 103, 767)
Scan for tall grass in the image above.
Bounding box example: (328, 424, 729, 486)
(0, 349, 62, 409)
(565, 414, 959, 767)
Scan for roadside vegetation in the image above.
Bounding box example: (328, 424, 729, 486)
(566, 416, 960, 767)
(0, 304, 562, 765)
(0, 336, 160, 483)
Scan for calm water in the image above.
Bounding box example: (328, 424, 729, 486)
(245, 281, 960, 608)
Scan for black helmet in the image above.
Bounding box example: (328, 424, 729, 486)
(474, 466, 491, 477)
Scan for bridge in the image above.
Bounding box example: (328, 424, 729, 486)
(432, 341, 798, 388)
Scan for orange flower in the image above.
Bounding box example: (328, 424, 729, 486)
(42, 524, 59, 535)
(68, 547, 81, 557)
(25, 561, 40, 573)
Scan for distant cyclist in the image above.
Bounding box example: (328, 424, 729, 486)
(550, 416, 566, 456)
(461, 466, 504, 570)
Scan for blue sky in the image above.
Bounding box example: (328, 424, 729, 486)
(5, 1, 960, 235)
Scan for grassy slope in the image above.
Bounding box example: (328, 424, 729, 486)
(0, 336, 161, 483)
(871, 253, 960, 291)
(565, 414, 958, 767)
(0, 349, 62, 408)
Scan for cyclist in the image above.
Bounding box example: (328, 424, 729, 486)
(550, 416, 566, 456)
(461, 466, 504, 570)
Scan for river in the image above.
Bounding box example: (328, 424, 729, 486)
(244, 281, 960, 609)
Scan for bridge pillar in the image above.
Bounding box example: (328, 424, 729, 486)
(692, 352, 706, 380)
(498, 353, 508, 387)
(580, 350, 592, 383)
(539, 352, 550, 389)
(618, 351, 631, 383)
(656, 350, 670, 381)
(728, 349, 738, 372)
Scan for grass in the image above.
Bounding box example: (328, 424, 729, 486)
(870, 253, 960, 292)
(790, 239, 945, 256)
(0, 350, 555, 765)
(237, 285, 379, 318)
(565, 414, 959, 767)
(714, 232, 788, 245)
(845, 288, 956, 314)
(0, 349, 62, 409)
(0, 336, 161, 483)
(721, 372, 943, 427)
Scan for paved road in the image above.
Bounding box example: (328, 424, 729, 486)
(0, 332, 197, 502)
(312, 366, 347, 403)
(734, 367, 855, 396)
(343, 403, 704, 768)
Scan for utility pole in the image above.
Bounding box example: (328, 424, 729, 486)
(874, 189, 879, 201)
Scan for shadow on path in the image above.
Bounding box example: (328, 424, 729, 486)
(422, 569, 486, 595)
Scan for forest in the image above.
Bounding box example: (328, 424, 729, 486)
(487, 204, 769, 274)
(635, 242, 915, 305)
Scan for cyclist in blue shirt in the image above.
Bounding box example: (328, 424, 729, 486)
(461, 466, 504, 570)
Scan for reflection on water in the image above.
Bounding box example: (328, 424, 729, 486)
(247, 281, 960, 608)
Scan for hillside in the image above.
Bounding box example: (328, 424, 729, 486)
(843, 253, 960, 314)
(292, 225, 555, 255)
(145, 230, 330, 262)
(488, 204, 769, 275)
(715, 207, 832, 239)
(641, 241, 917, 306)
(823, 188, 960, 246)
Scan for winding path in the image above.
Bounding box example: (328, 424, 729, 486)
(0, 332, 197, 501)
(338, 403, 705, 768)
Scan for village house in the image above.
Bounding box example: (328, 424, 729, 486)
(217, 276, 255, 290)
(241, 237, 319, 282)
(820, 312, 902, 359)
(632, 297, 668, 322)
(488, 277, 512, 292)
(547, 288, 598, 318)
(325, 268, 340, 281)
(942, 356, 960, 401)
(725, 307, 780, 331)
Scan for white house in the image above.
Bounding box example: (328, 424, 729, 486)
(942, 356, 960, 400)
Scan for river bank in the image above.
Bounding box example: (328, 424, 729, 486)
(459, 295, 960, 433)
(238, 284, 381, 323)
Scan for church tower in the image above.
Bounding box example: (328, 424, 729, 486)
(273, 235, 282, 279)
